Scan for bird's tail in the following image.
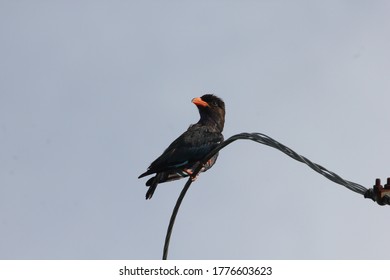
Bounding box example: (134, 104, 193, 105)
(145, 183, 157, 200)
(145, 173, 164, 199)
(144, 169, 195, 199)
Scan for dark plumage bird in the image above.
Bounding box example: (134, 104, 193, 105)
(138, 94, 225, 199)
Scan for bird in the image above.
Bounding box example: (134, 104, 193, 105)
(138, 94, 225, 199)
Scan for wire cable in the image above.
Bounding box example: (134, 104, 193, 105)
(162, 132, 389, 259)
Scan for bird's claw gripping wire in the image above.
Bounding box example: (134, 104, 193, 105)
(364, 178, 390, 206)
(182, 168, 198, 181)
(183, 159, 213, 182)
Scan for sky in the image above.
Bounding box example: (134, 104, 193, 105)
(1, 1, 389, 260)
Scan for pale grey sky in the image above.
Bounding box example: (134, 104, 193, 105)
(1, 1, 389, 259)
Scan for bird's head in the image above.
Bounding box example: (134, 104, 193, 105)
(192, 94, 225, 132)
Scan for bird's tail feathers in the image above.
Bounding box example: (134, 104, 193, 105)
(145, 182, 157, 199)
(145, 173, 165, 199)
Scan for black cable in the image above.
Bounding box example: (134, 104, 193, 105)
(162, 132, 389, 259)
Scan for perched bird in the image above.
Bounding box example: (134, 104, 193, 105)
(138, 94, 225, 199)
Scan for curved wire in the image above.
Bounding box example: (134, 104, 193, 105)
(162, 132, 388, 259)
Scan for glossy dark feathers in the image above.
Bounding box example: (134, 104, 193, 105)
(138, 94, 225, 199)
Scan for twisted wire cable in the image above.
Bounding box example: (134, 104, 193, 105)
(229, 133, 368, 195)
(162, 132, 389, 259)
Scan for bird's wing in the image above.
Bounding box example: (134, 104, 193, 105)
(139, 126, 223, 177)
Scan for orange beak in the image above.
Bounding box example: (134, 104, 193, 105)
(192, 97, 209, 107)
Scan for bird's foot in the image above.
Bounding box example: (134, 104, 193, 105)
(183, 168, 199, 182)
